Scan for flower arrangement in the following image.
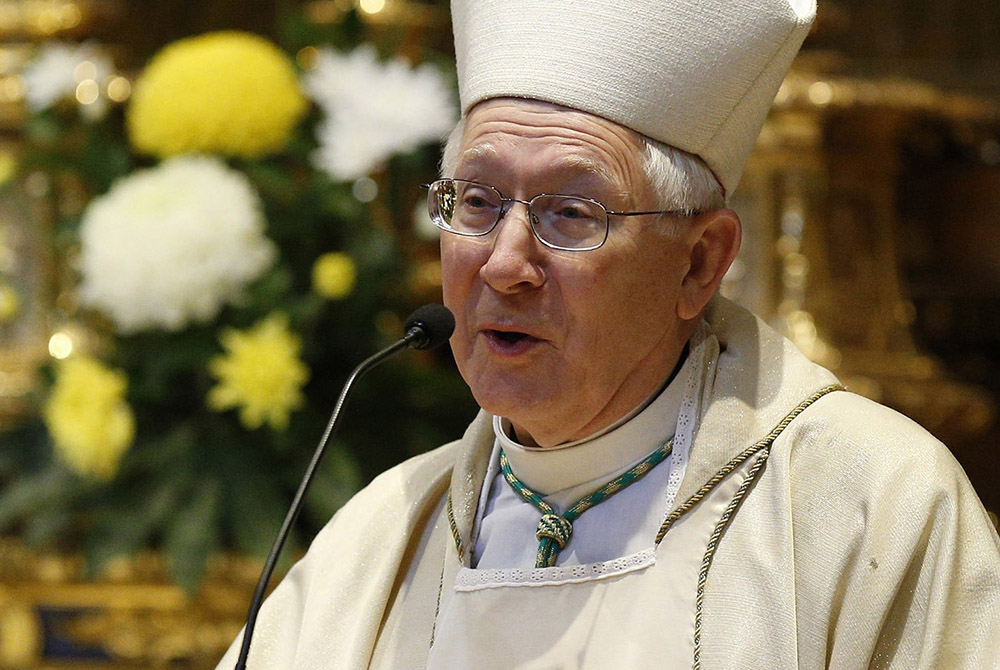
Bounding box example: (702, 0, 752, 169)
(207, 313, 309, 431)
(43, 355, 135, 481)
(78, 156, 276, 333)
(312, 251, 357, 300)
(22, 41, 116, 119)
(0, 282, 20, 322)
(0, 19, 475, 592)
(304, 46, 458, 180)
(127, 32, 308, 158)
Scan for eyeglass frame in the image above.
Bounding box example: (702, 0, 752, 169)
(424, 178, 699, 252)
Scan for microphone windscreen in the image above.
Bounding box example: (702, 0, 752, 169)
(404, 303, 456, 350)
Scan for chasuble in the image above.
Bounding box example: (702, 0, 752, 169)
(218, 297, 1000, 669)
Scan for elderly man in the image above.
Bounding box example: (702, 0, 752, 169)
(219, 0, 1000, 668)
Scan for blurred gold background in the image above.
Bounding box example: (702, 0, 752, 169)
(0, 0, 998, 667)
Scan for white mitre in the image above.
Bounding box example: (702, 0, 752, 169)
(451, 0, 816, 196)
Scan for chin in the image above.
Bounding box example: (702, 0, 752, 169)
(467, 375, 546, 421)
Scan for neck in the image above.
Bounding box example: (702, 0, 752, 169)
(511, 340, 690, 448)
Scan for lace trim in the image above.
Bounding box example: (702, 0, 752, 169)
(662, 326, 704, 519)
(454, 547, 656, 591)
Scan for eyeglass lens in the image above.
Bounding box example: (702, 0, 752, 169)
(428, 180, 609, 251)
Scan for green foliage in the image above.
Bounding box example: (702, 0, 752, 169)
(0, 464, 82, 534)
(164, 479, 221, 592)
(0, 8, 478, 592)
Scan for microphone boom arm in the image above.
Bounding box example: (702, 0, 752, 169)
(234, 329, 422, 669)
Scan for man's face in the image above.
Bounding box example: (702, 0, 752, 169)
(441, 99, 695, 447)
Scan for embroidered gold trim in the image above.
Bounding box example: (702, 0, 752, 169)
(679, 384, 843, 670)
(446, 490, 465, 562)
(655, 440, 762, 544)
(656, 383, 843, 544)
(693, 449, 770, 669)
(429, 544, 448, 649)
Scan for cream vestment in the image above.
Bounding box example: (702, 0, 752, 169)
(218, 297, 1000, 669)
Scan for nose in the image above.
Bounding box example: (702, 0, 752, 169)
(479, 201, 546, 293)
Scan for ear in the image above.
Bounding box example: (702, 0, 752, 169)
(677, 209, 742, 321)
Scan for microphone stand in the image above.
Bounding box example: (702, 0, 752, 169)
(234, 327, 425, 669)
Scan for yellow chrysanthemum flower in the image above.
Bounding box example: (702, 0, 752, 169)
(127, 32, 307, 159)
(207, 313, 309, 430)
(0, 283, 20, 322)
(312, 252, 357, 300)
(43, 355, 135, 481)
(0, 150, 17, 186)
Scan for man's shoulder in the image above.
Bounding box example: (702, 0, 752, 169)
(305, 411, 495, 559)
(793, 389, 944, 455)
(338, 438, 463, 518)
(780, 389, 970, 502)
(293, 438, 462, 571)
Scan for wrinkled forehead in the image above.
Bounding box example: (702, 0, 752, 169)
(462, 98, 645, 148)
(455, 98, 648, 194)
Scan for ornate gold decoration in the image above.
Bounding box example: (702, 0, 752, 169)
(730, 63, 998, 449)
(0, 0, 83, 39)
(0, 538, 263, 668)
(305, 0, 448, 28)
(0, 157, 52, 432)
(0, 0, 123, 428)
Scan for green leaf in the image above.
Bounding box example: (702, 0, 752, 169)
(22, 508, 73, 549)
(83, 475, 185, 577)
(23, 113, 63, 145)
(219, 452, 296, 559)
(117, 423, 196, 477)
(243, 160, 299, 204)
(82, 139, 132, 192)
(164, 479, 220, 593)
(0, 466, 79, 532)
(239, 264, 295, 316)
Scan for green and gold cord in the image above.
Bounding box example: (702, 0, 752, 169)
(500, 438, 674, 568)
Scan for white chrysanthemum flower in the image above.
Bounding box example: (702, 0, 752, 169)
(78, 156, 277, 333)
(303, 46, 457, 181)
(22, 42, 114, 113)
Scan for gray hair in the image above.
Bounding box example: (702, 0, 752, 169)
(439, 118, 725, 213)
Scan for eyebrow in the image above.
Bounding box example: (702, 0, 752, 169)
(457, 143, 497, 168)
(548, 155, 617, 188)
(458, 144, 624, 197)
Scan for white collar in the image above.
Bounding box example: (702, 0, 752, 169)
(492, 354, 690, 495)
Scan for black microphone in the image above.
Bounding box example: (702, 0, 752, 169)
(403, 302, 455, 350)
(234, 304, 455, 670)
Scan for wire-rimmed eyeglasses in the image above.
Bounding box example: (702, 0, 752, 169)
(425, 178, 697, 252)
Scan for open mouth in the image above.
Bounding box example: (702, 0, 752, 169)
(490, 329, 529, 343)
(483, 329, 540, 353)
